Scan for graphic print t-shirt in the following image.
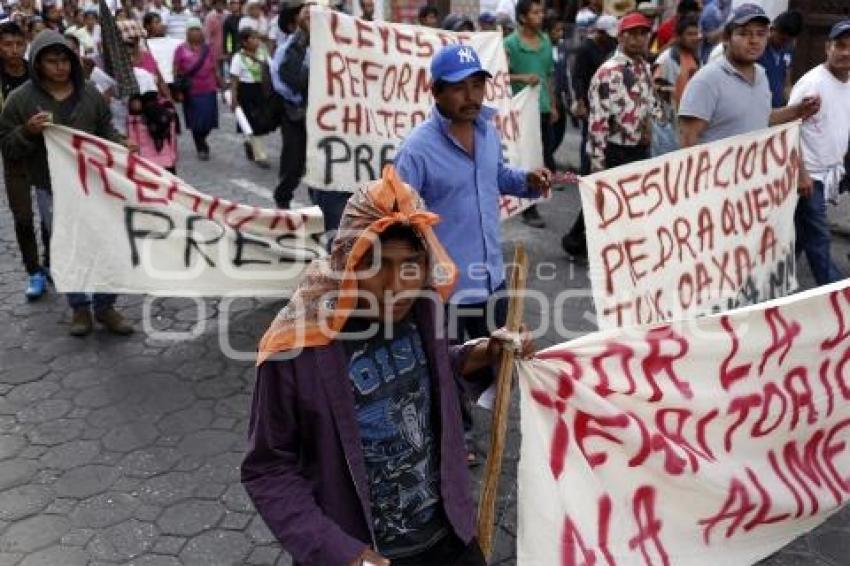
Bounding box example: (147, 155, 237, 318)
(344, 317, 448, 558)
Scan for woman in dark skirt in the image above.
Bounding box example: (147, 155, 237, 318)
(174, 17, 222, 160)
(228, 28, 271, 167)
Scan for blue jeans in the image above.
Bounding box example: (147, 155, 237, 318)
(66, 293, 117, 313)
(795, 181, 843, 285)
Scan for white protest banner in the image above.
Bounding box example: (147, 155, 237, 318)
(145, 37, 182, 83)
(499, 84, 544, 219)
(518, 278, 850, 565)
(579, 123, 800, 330)
(45, 125, 326, 296)
(305, 9, 543, 217)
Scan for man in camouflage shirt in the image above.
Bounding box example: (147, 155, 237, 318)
(586, 11, 663, 173)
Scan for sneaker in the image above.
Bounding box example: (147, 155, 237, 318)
(24, 271, 47, 301)
(94, 308, 134, 336)
(198, 150, 210, 161)
(254, 159, 270, 169)
(243, 140, 254, 161)
(521, 205, 546, 228)
(69, 308, 93, 337)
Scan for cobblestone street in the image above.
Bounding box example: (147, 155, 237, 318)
(1, 114, 850, 565)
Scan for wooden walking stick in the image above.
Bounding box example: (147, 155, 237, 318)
(476, 243, 529, 559)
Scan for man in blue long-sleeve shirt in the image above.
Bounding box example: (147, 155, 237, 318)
(395, 45, 549, 464)
(395, 44, 551, 341)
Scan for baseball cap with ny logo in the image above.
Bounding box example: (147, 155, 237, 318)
(430, 44, 493, 83)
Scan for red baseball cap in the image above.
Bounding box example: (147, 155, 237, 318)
(618, 12, 652, 34)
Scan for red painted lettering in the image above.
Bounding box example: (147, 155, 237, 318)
(720, 316, 752, 390)
(641, 326, 691, 402)
(698, 477, 756, 543)
(783, 367, 817, 430)
(758, 307, 801, 375)
(126, 153, 167, 205)
(72, 134, 119, 199)
(628, 486, 669, 566)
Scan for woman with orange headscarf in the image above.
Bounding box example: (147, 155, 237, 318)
(242, 168, 533, 566)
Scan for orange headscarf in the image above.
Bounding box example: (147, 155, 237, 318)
(256, 166, 458, 365)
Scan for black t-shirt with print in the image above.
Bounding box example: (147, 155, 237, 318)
(0, 66, 28, 100)
(343, 316, 450, 559)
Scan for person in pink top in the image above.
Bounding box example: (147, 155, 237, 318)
(127, 39, 180, 174)
(175, 17, 223, 160)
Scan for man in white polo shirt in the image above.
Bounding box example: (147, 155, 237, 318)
(678, 3, 819, 148)
(787, 20, 850, 286)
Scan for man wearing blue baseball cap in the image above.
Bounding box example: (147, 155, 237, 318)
(395, 43, 550, 465)
(785, 19, 850, 286)
(396, 43, 550, 344)
(679, 2, 820, 147)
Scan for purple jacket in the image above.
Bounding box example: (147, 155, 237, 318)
(241, 300, 489, 565)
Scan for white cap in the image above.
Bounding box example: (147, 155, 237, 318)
(595, 14, 619, 38)
(576, 11, 597, 28)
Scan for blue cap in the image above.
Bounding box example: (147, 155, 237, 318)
(430, 44, 492, 83)
(829, 20, 850, 40)
(478, 11, 496, 24)
(699, 4, 723, 33)
(727, 3, 770, 26)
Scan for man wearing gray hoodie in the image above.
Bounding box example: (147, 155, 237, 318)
(0, 30, 134, 337)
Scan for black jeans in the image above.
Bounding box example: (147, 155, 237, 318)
(275, 116, 306, 208)
(579, 117, 590, 176)
(447, 286, 509, 344)
(551, 103, 567, 162)
(446, 284, 509, 435)
(4, 157, 47, 275)
(540, 112, 557, 171)
(604, 142, 650, 168)
(391, 536, 486, 566)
